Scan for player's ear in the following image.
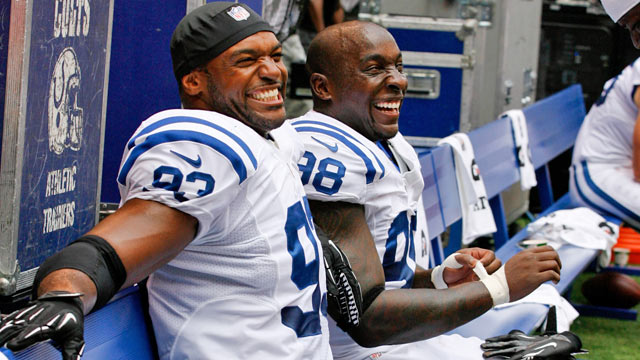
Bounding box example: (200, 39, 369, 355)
(310, 73, 331, 101)
(181, 71, 205, 96)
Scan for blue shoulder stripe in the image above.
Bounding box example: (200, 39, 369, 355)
(294, 125, 383, 184)
(128, 116, 257, 169)
(376, 141, 400, 171)
(292, 120, 360, 141)
(118, 130, 252, 186)
(292, 120, 386, 180)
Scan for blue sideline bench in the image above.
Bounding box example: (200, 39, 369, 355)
(415, 85, 620, 338)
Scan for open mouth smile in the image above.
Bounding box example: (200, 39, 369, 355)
(249, 88, 282, 104)
(374, 100, 402, 114)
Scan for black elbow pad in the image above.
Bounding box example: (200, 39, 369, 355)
(33, 235, 126, 310)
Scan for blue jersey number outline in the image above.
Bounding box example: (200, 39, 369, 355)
(382, 211, 417, 287)
(298, 151, 346, 195)
(300, 151, 415, 286)
(153, 165, 325, 337)
(152, 165, 214, 202)
(281, 197, 326, 337)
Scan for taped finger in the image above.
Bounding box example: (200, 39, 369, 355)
(454, 253, 478, 269)
(444, 253, 465, 269)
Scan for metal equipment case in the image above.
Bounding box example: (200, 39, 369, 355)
(363, 0, 543, 145)
(0, 0, 113, 296)
(365, 0, 543, 223)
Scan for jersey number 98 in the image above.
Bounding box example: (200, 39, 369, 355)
(298, 151, 346, 195)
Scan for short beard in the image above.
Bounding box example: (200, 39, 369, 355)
(203, 71, 284, 135)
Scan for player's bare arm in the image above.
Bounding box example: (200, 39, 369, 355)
(309, 199, 561, 346)
(411, 266, 436, 289)
(310, 200, 494, 346)
(37, 198, 198, 314)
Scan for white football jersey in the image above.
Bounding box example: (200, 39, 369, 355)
(290, 110, 424, 359)
(573, 59, 640, 165)
(118, 109, 331, 360)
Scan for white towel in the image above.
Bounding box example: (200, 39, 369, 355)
(503, 110, 537, 190)
(527, 207, 619, 266)
(527, 207, 619, 250)
(438, 133, 497, 244)
(494, 284, 579, 332)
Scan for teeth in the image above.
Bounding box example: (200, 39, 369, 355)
(251, 89, 279, 101)
(375, 101, 401, 110)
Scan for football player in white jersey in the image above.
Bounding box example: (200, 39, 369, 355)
(290, 21, 563, 359)
(570, 58, 640, 230)
(0, 3, 331, 360)
(601, 0, 640, 49)
(573, 0, 640, 229)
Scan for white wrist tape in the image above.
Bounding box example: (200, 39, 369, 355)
(431, 253, 463, 289)
(475, 264, 510, 306)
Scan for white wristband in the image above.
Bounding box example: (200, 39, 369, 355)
(478, 265, 510, 306)
(431, 265, 447, 289)
(430, 253, 464, 289)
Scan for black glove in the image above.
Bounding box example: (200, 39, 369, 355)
(320, 235, 363, 332)
(0, 291, 85, 360)
(481, 330, 584, 359)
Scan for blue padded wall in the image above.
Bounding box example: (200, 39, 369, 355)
(101, 0, 266, 203)
(101, 1, 185, 203)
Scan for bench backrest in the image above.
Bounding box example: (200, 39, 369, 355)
(420, 84, 586, 259)
(525, 84, 586, 210)
(526, 85, 586, 170)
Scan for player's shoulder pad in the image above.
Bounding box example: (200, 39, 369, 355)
(290, 114, 386, 184)
(118, 109, 259, 186)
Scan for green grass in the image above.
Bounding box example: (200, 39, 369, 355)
(567, 272, 640, 359)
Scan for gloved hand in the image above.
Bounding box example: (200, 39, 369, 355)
(322, 239, 363, 331)
(481, 330, 584, 359)
(0, 291, 85, 360)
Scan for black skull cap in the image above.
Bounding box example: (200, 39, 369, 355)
(170, 2, 274, 81)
